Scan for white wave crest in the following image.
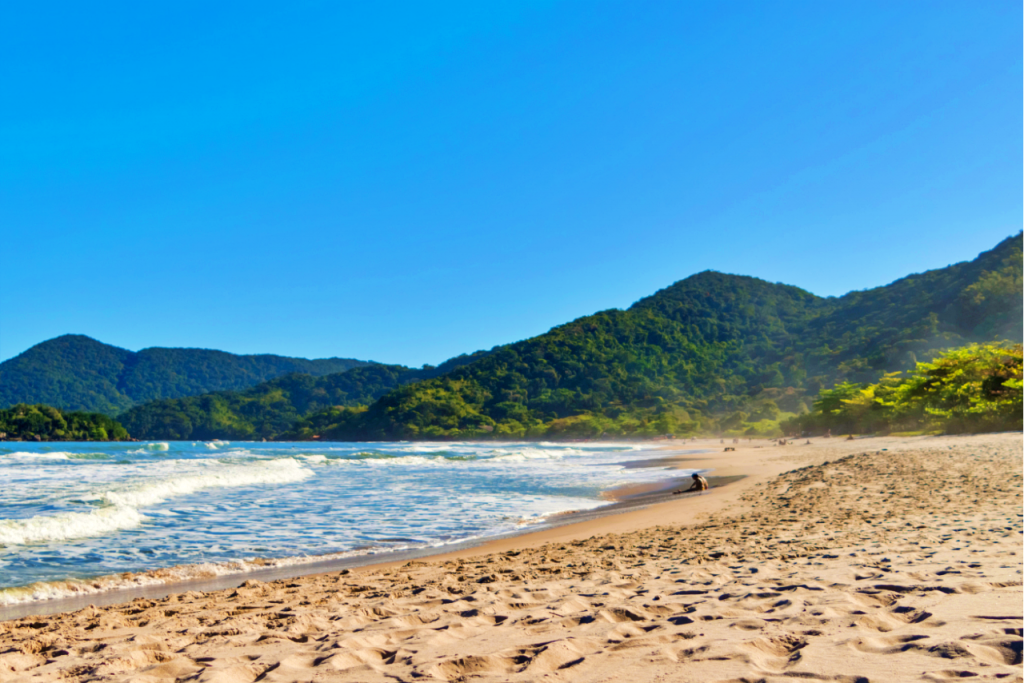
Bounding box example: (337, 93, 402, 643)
(491, 448, 571, 462)
(0, 547, 374, 606)
(0, 506, 145, 545)
(361, 455, 442, 467)
(1, 451, 71, 461)
(0, 558, 259, 606)
(101, 458, 314, 508)
(0, 458, 314, 546)
(147, 442, 170, 451)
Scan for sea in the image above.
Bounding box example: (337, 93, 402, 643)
(0, 440, 692, 608)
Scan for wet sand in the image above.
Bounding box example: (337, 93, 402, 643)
(0, 433, 1020, 682)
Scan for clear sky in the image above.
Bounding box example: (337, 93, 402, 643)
(2, 1, 1020, 366)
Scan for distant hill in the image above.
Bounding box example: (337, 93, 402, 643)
(110, 233, 1024, 441)
(118, 351, 491, 440)
(0, 335, 373, 413)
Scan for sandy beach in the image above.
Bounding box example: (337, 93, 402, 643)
(1, 433, 1020, 682)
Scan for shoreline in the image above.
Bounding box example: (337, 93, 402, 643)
(0, 445, 723, 621)
(1, 433, 1019, 682)
(0, 435, 926, 621)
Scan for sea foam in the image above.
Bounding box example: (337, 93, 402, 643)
(0, 440, 686, 606)
(0, 547, 388, 606)
(0, 506, 146, 545)
(0, 458, 314, 546)
(2, 451, 72, 461)
(100, 457, 313, 508)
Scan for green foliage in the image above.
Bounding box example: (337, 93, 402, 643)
(0, 335, 373, 413)
(291, 308, 733, 440)
(117, 349, 497, 440)
(0, 404, 129, 441)
(784, 343, 1022, 435)
(118, 365, 418, 440)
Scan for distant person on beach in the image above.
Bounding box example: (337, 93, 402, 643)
(673, 473, 708, 495)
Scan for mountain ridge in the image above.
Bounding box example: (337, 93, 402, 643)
(0, 335, 374, 413)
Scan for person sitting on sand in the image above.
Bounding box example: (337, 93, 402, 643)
(672, 473, 708, 495)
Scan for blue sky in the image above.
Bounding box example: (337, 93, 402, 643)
(2, 1, 1020, 365)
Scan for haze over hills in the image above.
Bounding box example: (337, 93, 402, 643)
(0, 335, 373, 413)
(119, 233, 1022, 441)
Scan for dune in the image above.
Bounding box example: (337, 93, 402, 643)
(0, 433, 1020, 683)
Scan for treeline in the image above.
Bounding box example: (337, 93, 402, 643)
(783, 343, 1022, 436)
(0, 404, 129, 441)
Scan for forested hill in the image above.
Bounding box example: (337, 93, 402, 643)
(0, 335, 373, 414)
(118, 350, 492, 440)
(629, 232, 1023, 390)
(121, 233, 1022, 441)
(304, 233, 1022, 440)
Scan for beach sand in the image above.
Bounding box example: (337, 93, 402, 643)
(1, 433, 1020, 682)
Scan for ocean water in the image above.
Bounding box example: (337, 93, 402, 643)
(0, 441, 690, 605)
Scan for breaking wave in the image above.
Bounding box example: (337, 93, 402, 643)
(100, 458, 312, 508)
(0, 458, 314, 546)
(0, 506, 146, 545)
(0, 499, 601, 607)
(1, 451, 72, 460)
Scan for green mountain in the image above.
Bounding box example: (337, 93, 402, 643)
(120, 233, 1022, 441)
(0, 335, 373, 414)
(117, 351, 491, 440)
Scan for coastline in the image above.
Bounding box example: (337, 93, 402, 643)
(0, 433, 907, 619)
(0, 435, 885, 620)
(0, 444, 717, 620)
(2, 433, 1020, 683)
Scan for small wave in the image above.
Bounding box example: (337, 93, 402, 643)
(327, 451, 433, 463)
(0, 450, 89, 462)
(0, 458, 314, 546)
(1, 451, 72, 461)
(348, 450, 402, 460)
(0, 546, 407, 606)
(0, 506, 145, 545)
(68, 452, 111, 460)
(127, 442, 171, 454)
(334, 451, 478, 464)
(101, 458, 314, 508)
(0, 558, 266, 606)
(489, 447, 580, 462)
(359, 455, 444, 467)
